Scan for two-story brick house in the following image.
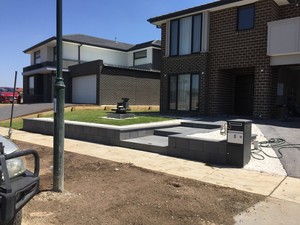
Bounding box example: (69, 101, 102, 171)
(149, 0, 300, 118)
(23, 34, 161, 106)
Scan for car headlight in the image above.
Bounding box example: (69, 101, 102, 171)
(6, 154, 26, 178)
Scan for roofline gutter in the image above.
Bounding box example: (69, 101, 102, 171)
(148, 0, 290, 25)
(148, 0, 243, 24)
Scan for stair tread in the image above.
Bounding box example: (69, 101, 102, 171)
(121, 135, 168, 147)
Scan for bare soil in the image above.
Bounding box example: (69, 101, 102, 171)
(16, 141, 264, 225)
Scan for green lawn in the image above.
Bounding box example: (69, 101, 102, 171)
(41, 109, 173, 126)
(0, 110, 173, 130)
(0, 118, 24, 130)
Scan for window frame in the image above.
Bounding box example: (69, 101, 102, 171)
(169, 14, 203, 56)
(133, 50, 147, 60)
(34, 50, 41, 64)
(168, 74, 200, 111)
(237, 4, 255, 31)
(28, 76, 34, 96)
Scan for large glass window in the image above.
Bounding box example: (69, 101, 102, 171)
(179, 17, 192, 55)
(170, 14, 202, 56)
(169, 75, 177, 110)
(178, 74, 191, 110)
(237, 4, 255, 31)
(170, 20, 178, 56)
(193, 15, 202, 53)
(28, 76, 34, 96)
(191, 74, 200, 110)
(169, 74, 200, 111)
(28, 76, 43, 96)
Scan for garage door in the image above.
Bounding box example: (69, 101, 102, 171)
(72, 75, 97, 104)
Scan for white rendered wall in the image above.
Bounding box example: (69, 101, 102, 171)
(268, 17, 300, 56)
(80, 45, 128, 66)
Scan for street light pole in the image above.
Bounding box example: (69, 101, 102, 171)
(53, 0, 65, 192)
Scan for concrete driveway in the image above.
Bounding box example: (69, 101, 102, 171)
(0, 103, 72, 121)
(255, 118, 300, 178)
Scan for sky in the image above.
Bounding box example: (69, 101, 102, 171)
(0, 0, 212, 87)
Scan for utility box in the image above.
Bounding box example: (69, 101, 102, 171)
(226, 119, 252, 167)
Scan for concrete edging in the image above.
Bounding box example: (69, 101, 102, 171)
(23, 118, 179, 146)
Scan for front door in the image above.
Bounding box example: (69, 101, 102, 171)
(235, 75, 254, 116)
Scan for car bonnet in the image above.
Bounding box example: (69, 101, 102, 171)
(0, 136, 19, 154)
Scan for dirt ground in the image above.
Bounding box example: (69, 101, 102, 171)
(16, 141, 264, 225)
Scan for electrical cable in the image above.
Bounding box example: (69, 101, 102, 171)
(251, 138, 300, 160)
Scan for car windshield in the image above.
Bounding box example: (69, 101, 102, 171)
(0, 87, 14, 92)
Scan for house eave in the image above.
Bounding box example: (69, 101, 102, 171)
(148, 0, 290, 26)
(22, 67, 69, 76)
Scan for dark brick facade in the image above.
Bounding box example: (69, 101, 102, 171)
(160, 53, 209, 114)
(280, 4, 300, 19)
(100, 67, 160, 105)
(160, 25, 209, 114)
(159, 0, 299, 118)
(209, 0, 280, 118)
(69, 60, 160, 106)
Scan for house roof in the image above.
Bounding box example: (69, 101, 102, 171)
(103, 63, 160, 73)
(24, 34, 161, 53)
(148, 0, 243, 24)
(148, 0, 290, 25)
(129, 40, 161, 51)
(63, 34, 135, 51)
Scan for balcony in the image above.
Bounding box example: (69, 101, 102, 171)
(23, 61, 56, 72)
(23, 60, 81, 75)
(268, 17, 300, 66)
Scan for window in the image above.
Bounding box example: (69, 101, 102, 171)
(170, 14, 202, 56)
(134, 50, 147, 59)
(28, 76, 43, 96)
(28, 76, 34, 96)
(169, 74, 200, 111)
(53, 47, 57, 62)
(34, 50, 41, 64)
(177, 74, 191, 110)
(191, 74, 200, 110)
(237, 4, 255, 31)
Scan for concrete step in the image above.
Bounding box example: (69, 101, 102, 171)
(181, 121, 222, 129)
(120, 135, 168, 154)
(154, 126, 217, 137)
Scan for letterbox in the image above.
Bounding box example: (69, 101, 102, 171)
(226, 119, 252, 167)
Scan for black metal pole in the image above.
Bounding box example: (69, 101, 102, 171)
(8, 71, 17, 139)
(53, 0, 65, 192)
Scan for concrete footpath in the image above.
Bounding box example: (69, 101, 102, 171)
(1, 127, 300, 224)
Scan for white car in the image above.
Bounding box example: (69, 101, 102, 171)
(0, 136, 39, 225)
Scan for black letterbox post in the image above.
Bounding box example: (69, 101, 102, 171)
(226, 119, 252, 167)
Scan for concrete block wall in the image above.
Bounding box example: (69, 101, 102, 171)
(168, 134, 227, 165)
(23, 118, 178, 146)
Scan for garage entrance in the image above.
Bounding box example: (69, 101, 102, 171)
(72, 75, 97, 104)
